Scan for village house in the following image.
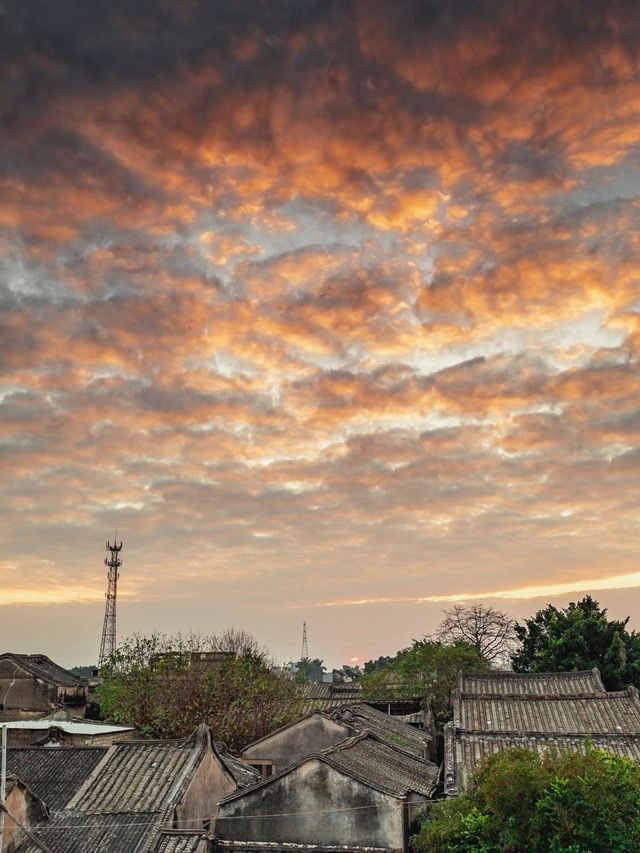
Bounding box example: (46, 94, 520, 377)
(297, 674, 423, 718)
(444, 668, 640, 795)
(218, 732, 439, 853)
(0, 654, 87, 717)
(241, 702, 433, 778)
(12, 725, 258, 852)
(1, 711, 134, 747)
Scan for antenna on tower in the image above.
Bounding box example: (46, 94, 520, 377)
(98, 536, 123, 670)
(301, 621, 309, 660)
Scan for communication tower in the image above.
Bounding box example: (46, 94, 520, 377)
(301, 621, 309, 659)
(98, 537, 122, 669)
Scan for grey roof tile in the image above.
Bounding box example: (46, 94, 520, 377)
(0, 653, 83, 688)
(332, 703, 431, 755)
(69, 738, 205, 813)
(7, 747, 108, 810)
(217, 843, 392, 852)
(154, 830, 210, 852)
(456, 688, 640, 734)
(298, 683, 362, 701)
(446, 728, 640, 793)
(221, 734, 438, 805)
(214, 743, 260, 788)
(15, 811, 156, 853)
(321, 735, 437, 797)
(459, 669, 605, 696)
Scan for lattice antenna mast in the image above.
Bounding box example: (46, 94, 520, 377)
(98, 537, 123, 669)
(301, 621, 309, 659)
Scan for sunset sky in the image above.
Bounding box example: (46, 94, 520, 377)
(2, 0, 640, 668)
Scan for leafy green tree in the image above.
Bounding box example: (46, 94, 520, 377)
(338, 664, 362, 680)
(97, 632, 304, 749)
(363, 655, 396, 674)
(293, 657, 327, 683)
(412, 746, 640, 853)
(361, 640, 488, 727)
(512, 596, 640, 690)
(69, 665, 96, 677)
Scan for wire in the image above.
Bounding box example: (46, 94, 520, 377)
(38, 800, 431, 831)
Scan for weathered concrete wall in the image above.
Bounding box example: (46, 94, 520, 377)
(217, 759, 405, 852)
(0, 661, 85, 712)
(3, 781, 47, 853)
(241, 714, 352, 773)
(176, 749, 237, 830)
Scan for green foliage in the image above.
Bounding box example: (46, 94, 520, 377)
(412, 747, 640, 853)
(97, 632, 304, 750)
(293, 657, 327, 683)
(69, 665, 96, 677)
(361, 639, 488, 726)
(363, 655, 397, 674)
(512, 596, 640, 690)
(339, 664, 362, 679)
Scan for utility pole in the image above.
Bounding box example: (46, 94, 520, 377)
(0, 724, 6, 848)
(98, 536, 123, 669)
(301, 622, 309, 659)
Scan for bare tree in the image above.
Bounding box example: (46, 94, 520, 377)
(435, 603, 517, 665)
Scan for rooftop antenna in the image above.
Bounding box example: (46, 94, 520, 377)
(98, 534, 123, 669)
(301, 621, 309, 660)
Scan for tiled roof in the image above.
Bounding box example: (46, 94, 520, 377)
(445, 727, 640, 793)
(459, 669, 605, 696)
(298, 683, 362, 701)
(333, 703, 431, 755)
(0, 653, 83, 687)
(68, 737, 206, 813)
(321, 734, 438, 798)
(7, 747, 108, 810)
(154, 829, 210, 852)
(217, 843, 391, 852)
(291, 698, 364, 715)
(221, 734, 438, 805)
(214, 742, 260, 787)
(16, 811, 156, 853)
(456, 688, 640, 735)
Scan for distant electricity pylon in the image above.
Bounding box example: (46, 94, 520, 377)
(301, 621, 309, 659)
(98, 536, 123, 669)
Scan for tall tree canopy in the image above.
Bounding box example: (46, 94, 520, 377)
(413, 747, 640, 853)
(97, 631, 303, 749)
(511, 596, 640, 690)
(361, 639, 488, 727)
(435, 603, 516, 664)
(293, 657, 327, 683)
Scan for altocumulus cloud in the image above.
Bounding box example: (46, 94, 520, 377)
(1, 0, 640, 663)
